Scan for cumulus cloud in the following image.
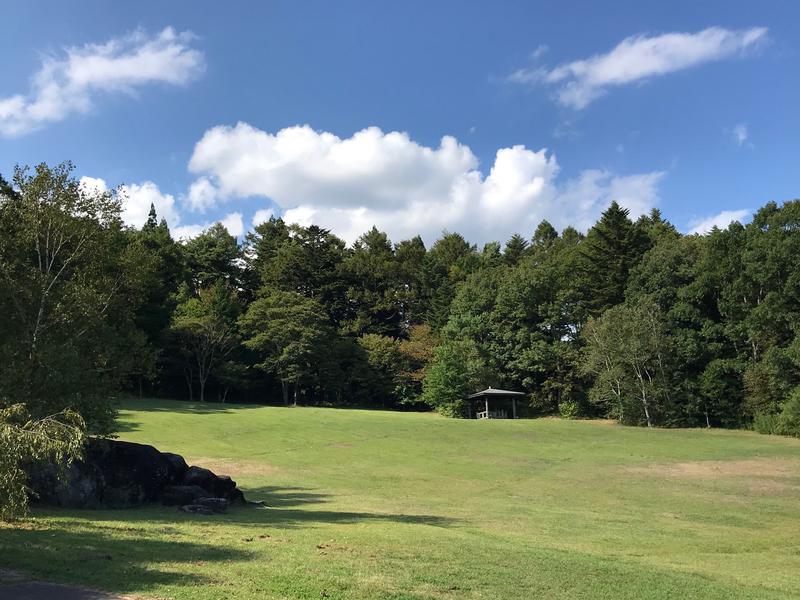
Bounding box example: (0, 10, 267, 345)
(0, 27, 204, 136)
(509, 26, 768, 109)
(187, 122, 664, 244)
(79, 176, 243, 241)
(172, 212, 244, 241)
(688, 209, 750, 235)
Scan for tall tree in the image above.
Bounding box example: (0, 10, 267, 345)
(239, 290, 331, 405)
(0, 163, 148, 433)
(183, 223, 242, 291)
(578, 202, 648, 316)
(342, 227, 401, 337)
(170, 283, 240, 402)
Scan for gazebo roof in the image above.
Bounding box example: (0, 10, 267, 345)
(468, 387, 526, 399)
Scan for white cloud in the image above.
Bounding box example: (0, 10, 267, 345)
(186, 176, 219, 212)
(80, 175, 245, 240)
(118, 181, 181, 229)
(78, 176, 108, 196)
(687, 209, 750, 234)
(731, 123, 749, 146)
(172, 212, 244, 241)
(187, 122, 664, 244)
(509, 26, 768, 109)
(252, 208, 276, 227)
(0, 27, 204, 136)
(81, 175, 182, 229)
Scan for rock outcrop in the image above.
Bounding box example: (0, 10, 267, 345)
(28, 438, 246, 513)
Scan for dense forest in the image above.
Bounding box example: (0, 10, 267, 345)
(2, 162, 800, 441)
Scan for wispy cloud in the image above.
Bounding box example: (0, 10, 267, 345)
(509, 26, 768, 109)
(687, 209, 751, 235)
(0, 27, 204, 136)
(730, 123, 750, 146)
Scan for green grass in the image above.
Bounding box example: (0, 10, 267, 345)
(2, 398, 800, 599)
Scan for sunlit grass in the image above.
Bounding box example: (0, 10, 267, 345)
(2, 398, 799, 599)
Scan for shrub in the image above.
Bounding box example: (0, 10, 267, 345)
(777, 388, 800, 438)
(753, 412, 781, 435)
(559, 400, 580, 419)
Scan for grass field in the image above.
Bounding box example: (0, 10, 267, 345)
(2, 398, 800, 599)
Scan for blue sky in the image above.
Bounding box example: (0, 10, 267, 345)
(1, 0, 797, 243)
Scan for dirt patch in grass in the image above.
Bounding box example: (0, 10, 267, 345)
(629, 457, 800, 479)
(185, 457, 282, 478)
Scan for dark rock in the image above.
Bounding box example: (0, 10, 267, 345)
(28, 438, 171, 509)
(161, 452, 189, 483)
(194, 497, 228, 513)
(180, 504, 214, 515)
(161, 485, 211, 506)
(183, 466, 237, 498)
(227, 487, 247, 505)
(28, 438, 248, 511)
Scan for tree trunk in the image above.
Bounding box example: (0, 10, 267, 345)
(199, 377, 206, 403)
(281, 380, 289, 406)
(293, 383, 299, 407)
(641, 393, 653, 427)
(185, 367, 194, 402)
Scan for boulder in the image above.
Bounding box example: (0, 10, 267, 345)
(161, 485, 211, 506)
(162, 452, 189, 483)
(182, 466, 237, 498)
(28, 438, 247, 511)
(28, 438, 171, 509)
(194, 497, 228, 513)
(180, 504, 215, 515)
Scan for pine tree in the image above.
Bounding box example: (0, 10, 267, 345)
(504, 233, 529, 265)
(578, 202, 648, 316)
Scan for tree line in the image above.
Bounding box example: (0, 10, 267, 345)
(2, 162, 800, 446)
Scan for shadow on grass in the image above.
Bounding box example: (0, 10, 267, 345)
(0, 519, 251, 595)
(118, 397, 264, 415)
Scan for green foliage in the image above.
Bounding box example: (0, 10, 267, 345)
(752, 412, 781, 435)
(239, 289, 332, 404)
(170, 283, 240, 402)
(183, 222, 242, 290)
(421, 340, 488, 417)
(776, 388, 800, 437)
(0, 404, 85, 520)
(0, 163, 149, 433)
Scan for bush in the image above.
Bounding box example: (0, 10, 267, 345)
(777, 388, 800, 437)
(753, 412, 781, 435)
(558, 400, 580, 419)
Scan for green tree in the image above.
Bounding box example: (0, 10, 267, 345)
(342, 227, 402, 336)
(239, 290, 332, 405)
(582, 300, 672, 426)
(578, 201, 649, 316)
(183, 223, 242, 290)
(170, 283, 240, 402)
(504, 233, 529, 265)
(0, 163, 149, 433)
(262, 224, 349, 324)
(421, 340, 489, 417)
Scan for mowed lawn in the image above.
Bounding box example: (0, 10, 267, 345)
(2, 399, 800, 599)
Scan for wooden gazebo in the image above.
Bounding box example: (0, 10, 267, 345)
(468, 387, 525, 419)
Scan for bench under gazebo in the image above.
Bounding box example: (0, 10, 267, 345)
(468, 387, 525, 419)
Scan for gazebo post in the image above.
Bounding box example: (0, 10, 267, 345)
(485, 398, 489, 419)
(512, 397, 517, 419)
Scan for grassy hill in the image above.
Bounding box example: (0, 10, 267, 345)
(2, 398, 799, 599)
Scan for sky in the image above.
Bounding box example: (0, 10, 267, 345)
(1, 0, 798, 245)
